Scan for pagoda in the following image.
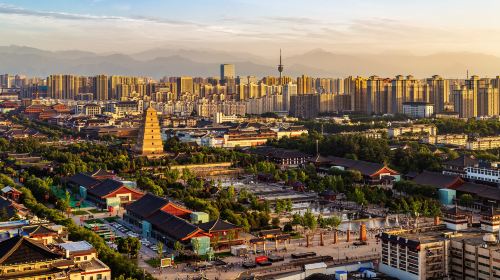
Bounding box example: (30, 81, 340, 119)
(135, 106, 164, 156)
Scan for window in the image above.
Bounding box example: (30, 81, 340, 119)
(24, 267, 32, 271)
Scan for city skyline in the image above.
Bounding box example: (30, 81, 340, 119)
(2, 0, 500, 57)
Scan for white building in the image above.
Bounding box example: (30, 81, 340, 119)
(402, 102, 434, 118)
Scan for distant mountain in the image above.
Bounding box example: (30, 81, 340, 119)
(1, 45, 500, 78)
(286, 49, 500, 78)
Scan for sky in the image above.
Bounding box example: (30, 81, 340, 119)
(2, 0, 500, 57)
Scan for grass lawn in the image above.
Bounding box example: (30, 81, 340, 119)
(72, 210, 89, 215)
(145, 258, 160, 268)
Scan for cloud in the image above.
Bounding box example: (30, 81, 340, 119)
(0, 3, 200, 27)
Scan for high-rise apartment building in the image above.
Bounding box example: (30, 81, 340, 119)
(345, 76, 367, 112)
(427, 75, 450, 113)
(453, 85, 476, 118)
(297, 75, 314, 94)
(283, 82, 297, 112)
(93, 74, 109, 100)
(47, 74, 78, 100)
(367, 76, 391, 114)
(477, 86, 499, 117)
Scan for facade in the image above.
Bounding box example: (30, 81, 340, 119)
(402, 102, 434, 118)
(380, 228, 449, 280)
(83, 103, 101, 116)
(289, 94, 320, 119)
(135, 106, 164, 156)
(466, 136, 500, 150)
(422, 134, 468, 147)
(388, 124, 437, 138)
(86, 179, 143, 210)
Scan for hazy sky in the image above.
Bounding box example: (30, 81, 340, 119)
(2, 0, 500, 56)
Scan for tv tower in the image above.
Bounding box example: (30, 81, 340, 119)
(278, 49, 284, 85)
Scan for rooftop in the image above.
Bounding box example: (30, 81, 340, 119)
(58, 241, 94, 253)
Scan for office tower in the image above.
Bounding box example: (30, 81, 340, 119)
(477, 86, 499, 116)
(220, 64, 235, 84)
(283, 82, 297, 112)
(427, 75, 450, 113)
(297, 75, 313, 94)
(289, 94, 320, 119)
(177, 76, 194, 94)
(135, 106, 164, 156)
(453, 85, 476, 118)
(367, 76, 391, 114)
(93, 74, 109, 100)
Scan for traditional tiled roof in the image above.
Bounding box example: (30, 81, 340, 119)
(146, 210, 201, 241)
(412, 171, 463, 189)
(125, 193, 170, 219)
(22, 224, 58, 236)
(66, 173, 101, 188)
(0, 236, 62, 265)
(87, 179, 141, 198)
(455, 182, 500, 202)
(328, 156, 397, 176)
(443, 155, 478, 168)
(198, 218, 240, 232)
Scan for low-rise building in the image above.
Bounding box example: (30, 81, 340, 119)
(466, 136, 500, 150)
(0, 236, 111, 280)
(423, 134, 468, 147)
(388, 124, 437, 138)
(402, 102, 434, 118)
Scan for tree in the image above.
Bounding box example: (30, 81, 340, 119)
(157, 242, 164, 260)
(291, 213, 303, 231)
(303, 210, 317, 232)
(460, 194, 474, 205)
(192, 238, 201, 260)
(174, 241, 185, 256)
(272, 217, 280, 228)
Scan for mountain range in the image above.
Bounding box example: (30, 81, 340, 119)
(1, 45, 499, 79)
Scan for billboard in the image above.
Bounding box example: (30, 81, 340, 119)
(160, 258, 172, 268)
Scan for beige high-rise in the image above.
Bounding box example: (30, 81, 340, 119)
(135, 106, 164, 156)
